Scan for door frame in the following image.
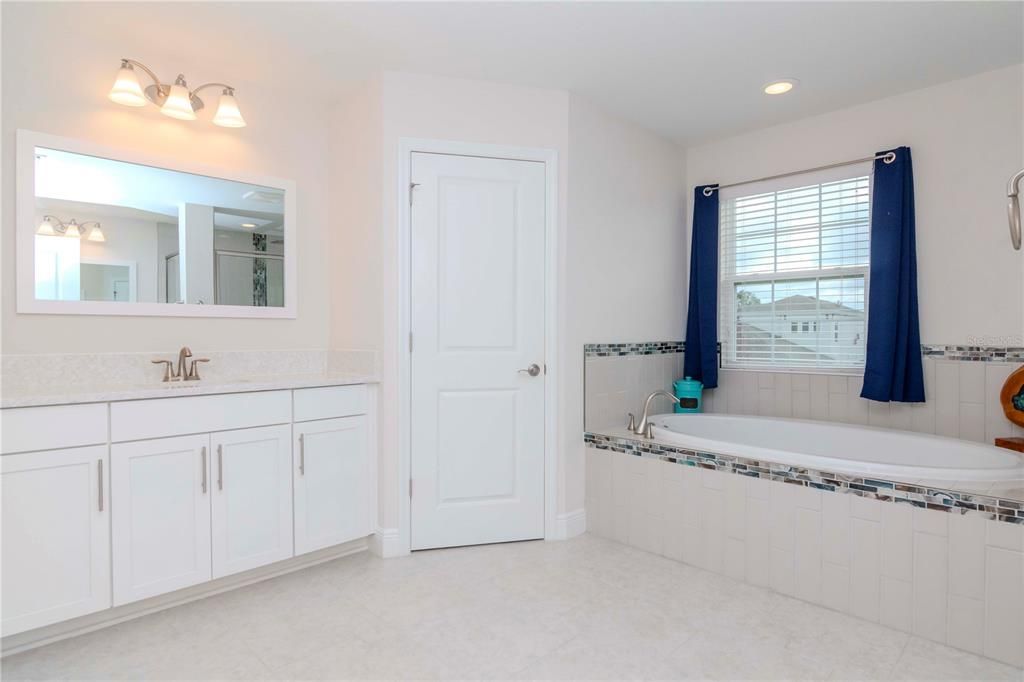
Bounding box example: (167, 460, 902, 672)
(397, 138, 560, 554)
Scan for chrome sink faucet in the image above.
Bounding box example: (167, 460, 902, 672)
(152, 347, 210, 382)
(629, 390, 680, 438)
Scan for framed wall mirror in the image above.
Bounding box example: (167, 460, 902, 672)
(16, 130, 297, 318)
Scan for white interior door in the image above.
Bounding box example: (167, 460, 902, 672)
(111, 435, 211, 605)
(211, 424, 293, 578)
(410, 151, 546, 550)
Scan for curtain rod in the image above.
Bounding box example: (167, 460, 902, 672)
(701, 151, 896, 197)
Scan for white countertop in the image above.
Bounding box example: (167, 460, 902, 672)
(0, 373, 379, 409)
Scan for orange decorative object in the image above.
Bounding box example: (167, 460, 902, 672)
(999, 365, 1024, 428)
(994, 437, 1024, 453)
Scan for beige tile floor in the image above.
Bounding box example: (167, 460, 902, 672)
(2, 534, 1022, 681)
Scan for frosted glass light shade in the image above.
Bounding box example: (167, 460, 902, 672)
(109, 65, 147, 107)
(87, 225, 106, 242)
(36, 219, 56, 236)
(160, 84, 197, 120)
(212, 91, 246, 128)
(64, 222, 82, 238)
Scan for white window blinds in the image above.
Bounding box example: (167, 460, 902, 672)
(719, 169, 871, 372)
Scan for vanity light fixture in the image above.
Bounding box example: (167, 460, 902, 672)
(108, 59, 246, 128)
(763, 79, 798, 95)
(37, 216, 106, 242)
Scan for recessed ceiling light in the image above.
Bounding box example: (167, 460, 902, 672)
(241, 223, 257, 228)
(763, 79, 797, 95)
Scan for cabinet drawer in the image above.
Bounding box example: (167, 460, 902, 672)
(111, 391, 291, 442)
(2, 404, 108, 454)
(293, 385, 368, 422)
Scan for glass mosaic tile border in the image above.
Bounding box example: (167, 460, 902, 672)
(583, 342, 685, 358)
(584, 431, 1024, 525)
(921, 345, 1024, 362)
(585, 342, 1024, 362)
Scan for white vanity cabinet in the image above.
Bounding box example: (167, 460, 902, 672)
(294, 416, 370, 555)
(111, 434, 212, 606)
(211, 425, 293, 578)
(1, 381, 375, 641)
(0, 445, 111, 637)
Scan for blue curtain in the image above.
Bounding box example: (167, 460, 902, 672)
(684, 185, 719, 388)
(861, 147, 925, 403)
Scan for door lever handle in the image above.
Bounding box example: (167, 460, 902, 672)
(517, 364, 541, 377)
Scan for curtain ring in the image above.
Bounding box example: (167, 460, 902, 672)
(882, 152, 896, 164)
(702, 186, 715, 197)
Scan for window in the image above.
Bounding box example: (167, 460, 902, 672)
(719, 170, 870, 372)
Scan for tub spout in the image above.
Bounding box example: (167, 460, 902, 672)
(634, 390, 680, 436)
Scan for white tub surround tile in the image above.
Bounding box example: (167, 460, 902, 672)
(586, 444, 1024, 668)
(912, 532, 949, 643)
(587, 341, 1024, 444)
(984, 546, 1024, 665)
(583, 345, 683, 431)
(585, 430, 1024, 522)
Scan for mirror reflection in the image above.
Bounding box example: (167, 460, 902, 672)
(33, 147, 286, 307)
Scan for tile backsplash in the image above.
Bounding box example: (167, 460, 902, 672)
(583, 342, 1024, 443)
(0, 349, 378, 396)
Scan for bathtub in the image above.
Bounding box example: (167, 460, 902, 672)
(650, 413, 1024, 482)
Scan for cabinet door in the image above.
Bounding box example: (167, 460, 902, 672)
(294, 416, 370, 555)
(1, 446, 110, 636)
(111, 434, 212, 606)
(211, 424, 293, 578)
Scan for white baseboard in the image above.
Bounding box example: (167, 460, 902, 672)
(1, 538, 369, 658)
(549, 508, 587, 540)
(370, 526, 407, 558)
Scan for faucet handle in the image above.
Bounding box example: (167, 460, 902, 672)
(151, 359, 173, 383)
(644, 421, 655, 439)
(626, 413, 636, 432)
(187, 358, 210, 381)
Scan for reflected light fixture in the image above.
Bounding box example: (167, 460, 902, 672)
(763, 79, 798, 95)
(37, 215, 105, 242)
(108, 58, 246, 128)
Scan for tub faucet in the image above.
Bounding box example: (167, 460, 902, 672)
(632, 390, 680, 437)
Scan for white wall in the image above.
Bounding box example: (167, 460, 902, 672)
(567, 95, 687, 511)
(686, 65, 1024, 347)
(1, 3, 333, 354)
(330, 72, 571, 532)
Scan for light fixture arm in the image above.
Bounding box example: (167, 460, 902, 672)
(190, 82, 237, 97)
(1007, 168, 1024, 251)
(121, 58, 163, 92)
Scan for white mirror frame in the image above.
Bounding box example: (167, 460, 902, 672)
(16, 129, 297, 318)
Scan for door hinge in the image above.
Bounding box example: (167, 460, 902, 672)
(408, 332, 413, 353)
(409, 182, 420, 206)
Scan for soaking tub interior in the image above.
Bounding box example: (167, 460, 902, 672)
(649, 413, 1024, 483)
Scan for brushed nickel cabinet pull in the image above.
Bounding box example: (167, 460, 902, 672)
(217, 444, 223, 491)
(299, 434, 305, 476)
(201, 446, 208, 493)
(97, 459, 104, 512)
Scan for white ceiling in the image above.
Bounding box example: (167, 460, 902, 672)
(8, 2, 1023, 144)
